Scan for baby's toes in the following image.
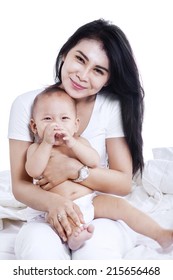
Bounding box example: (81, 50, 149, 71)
(74, 227, 81, 236)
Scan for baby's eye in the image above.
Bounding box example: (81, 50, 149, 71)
(43, 117, 52, 121)
(62, 116, 70, 120)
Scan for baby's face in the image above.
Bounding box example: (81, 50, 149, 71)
(32, 92, 79, 141)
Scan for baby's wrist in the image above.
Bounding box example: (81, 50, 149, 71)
(68, 137, 77, 149)
(41, 140, 53, 149)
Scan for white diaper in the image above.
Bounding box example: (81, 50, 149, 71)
(73, 192, 96, 224)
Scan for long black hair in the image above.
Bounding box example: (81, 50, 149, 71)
(55, 19, 145, 175)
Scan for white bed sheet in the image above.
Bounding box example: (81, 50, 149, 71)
(0, 219, 24, 260)
(0, 147, 173, 260)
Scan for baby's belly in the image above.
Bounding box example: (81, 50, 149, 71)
(50, 180, 93, 201)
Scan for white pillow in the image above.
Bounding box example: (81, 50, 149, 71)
(152, 147, 173, 161)
(0, 170, 25, 208)
(142, 159, 173, 195)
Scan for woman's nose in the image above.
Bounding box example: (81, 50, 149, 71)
(77, 67, 89, 82)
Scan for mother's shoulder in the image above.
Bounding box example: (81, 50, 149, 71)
(18, 88, 44, 102)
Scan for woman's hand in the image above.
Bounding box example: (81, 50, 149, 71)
(46, 193, 84, 241)
(39, 153, 83, 188)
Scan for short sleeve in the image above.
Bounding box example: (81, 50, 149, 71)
(105, 97, 124, 138)
(8, 89, 42, 142)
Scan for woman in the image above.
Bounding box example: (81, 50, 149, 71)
(8, 19, 144, 259)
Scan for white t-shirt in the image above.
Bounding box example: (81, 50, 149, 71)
(8, 89, 124, 167)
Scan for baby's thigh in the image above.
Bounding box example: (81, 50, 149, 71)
(15, 221, 71, 260)
(72, 218, 136, 259)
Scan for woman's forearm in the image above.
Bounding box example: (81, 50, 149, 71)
(80, 167, 132, 196)
(41, 153, 132, 195)
(13, 179, 57, 211)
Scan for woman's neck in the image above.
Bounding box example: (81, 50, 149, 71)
(76, 95, 96, 135)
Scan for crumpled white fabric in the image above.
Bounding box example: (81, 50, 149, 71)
(0, 170, 26, 229)
(152, 147, 173, 161)
(142, 159, 173, 195)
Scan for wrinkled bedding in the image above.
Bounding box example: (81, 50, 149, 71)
(0, 147, 173, 259)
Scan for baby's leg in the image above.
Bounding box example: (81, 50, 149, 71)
(93, 195, 173, 248)
(68, 223, 94, 251)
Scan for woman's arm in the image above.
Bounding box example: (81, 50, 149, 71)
(80, 137, 132, 195)
(42, 137, 132, 196)
(9, 139, 84, 240)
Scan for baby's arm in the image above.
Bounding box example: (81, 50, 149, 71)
(25, 141, 52, 178)
(56, 126, 100, 168)
(70, 136, 100, 168)
(25, 123, 59, 178)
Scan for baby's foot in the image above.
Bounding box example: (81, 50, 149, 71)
(157, 229, 173, 249)
(68, 224, 94, 250)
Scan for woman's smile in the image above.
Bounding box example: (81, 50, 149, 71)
(70, 78, 87, 90)
(61, 39, 109, 99)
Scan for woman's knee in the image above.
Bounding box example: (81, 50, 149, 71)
(72, 218, 135, 259)
(15, 222, 71, 260)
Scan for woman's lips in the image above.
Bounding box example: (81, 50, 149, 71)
(70, 78, 86, 90)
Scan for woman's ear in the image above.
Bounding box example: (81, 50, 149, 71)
(30, 119, 37, 134)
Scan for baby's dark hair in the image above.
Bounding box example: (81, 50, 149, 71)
(31, 83, 76, 118)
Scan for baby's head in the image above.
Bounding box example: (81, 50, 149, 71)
(30, 84, 79, 140)
(32, 84, 77, 118)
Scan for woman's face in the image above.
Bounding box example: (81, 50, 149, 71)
(61, 39, 110, 99)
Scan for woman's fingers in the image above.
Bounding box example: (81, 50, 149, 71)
(36, 178, 54, 191)
(41, 182, 54, 191)
(46, 214, 68, 242)
(57, 213, 72, 237)
(45, 197, 84, 241)
(73, 204, 85, 224)
(36, 177, 48, 186)
(66, 204, 84, 226)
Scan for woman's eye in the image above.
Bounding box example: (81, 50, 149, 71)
(76, 55, 85, 63)
(94, 68, 104, 75)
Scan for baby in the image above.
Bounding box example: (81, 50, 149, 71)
(25, 84, 173, 250)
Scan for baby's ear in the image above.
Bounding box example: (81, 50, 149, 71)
(30, 119, 37, 134)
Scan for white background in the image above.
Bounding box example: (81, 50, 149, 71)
(0, 0, 172, 171)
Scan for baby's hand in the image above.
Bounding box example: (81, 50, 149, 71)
(43, 123, 60, 145)
(52, 126, 76, 148)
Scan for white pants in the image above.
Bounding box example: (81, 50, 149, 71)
(15, 194, 137, 259)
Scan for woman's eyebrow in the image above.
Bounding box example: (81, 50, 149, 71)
(76, 50, 109, 72)
(76, 50, 89, 61)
